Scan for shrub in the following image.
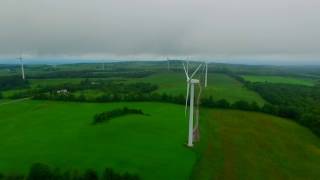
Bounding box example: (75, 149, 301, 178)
(83, 169, 98, 180)
(4, 174, 24, 180)
(216, 99, 230, 108)
(93, 107, 145, 124)
(27, 163, 53, 180)
(1, 164, 140, 180)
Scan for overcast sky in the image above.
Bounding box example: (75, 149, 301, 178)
(0, 0, 320, 64)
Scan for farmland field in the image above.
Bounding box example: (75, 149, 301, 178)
(193, 109, 320, 179)
(242, 75, 317, 86)
(0, 100, 195, 179)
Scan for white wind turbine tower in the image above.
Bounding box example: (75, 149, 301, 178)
(18, 55, 25, 80)
(183, 62, 202, 147)
(167, 57, 170, 71)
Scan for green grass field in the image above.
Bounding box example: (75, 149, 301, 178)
(130, 72, 266, 105)
(242, 75, 317, 86)
(193, 109, 320, 179)
(0, 100, 195, 179)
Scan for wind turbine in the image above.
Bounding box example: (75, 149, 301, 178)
(18, 55, 25, 80)
(167, 57, 170, 71)
(183, 62, 202, 147)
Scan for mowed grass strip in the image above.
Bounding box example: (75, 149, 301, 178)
(0, 100, 195, 180)
(242, 75, 316, 86)
(192, 109, 320, 180)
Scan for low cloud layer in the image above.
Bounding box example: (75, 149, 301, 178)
(0, 0, 320, 64)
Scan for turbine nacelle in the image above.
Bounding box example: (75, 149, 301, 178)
(189, 79, 199, 84)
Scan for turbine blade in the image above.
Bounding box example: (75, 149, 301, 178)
(185, 83, 189, 116)
(183, 63, 189, 79)
(190, 64, 202, 79)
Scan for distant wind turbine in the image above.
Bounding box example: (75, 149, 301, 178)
(18, 55, 25, 80)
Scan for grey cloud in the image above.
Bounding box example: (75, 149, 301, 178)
(0, 0, 320, 64)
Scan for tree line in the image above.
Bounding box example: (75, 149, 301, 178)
(93, 107, 145, 124)
(0, 163, 140, 180)
(28, 70, 154, 79)
(0, 76, 29, 91)
(8, 80, 158, 100)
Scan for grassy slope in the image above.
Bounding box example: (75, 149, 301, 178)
(192, 109, 320, 180)
(242, 75, 316, 86)
(0, 100, 195, 179)
(130, 72, 265, 105)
